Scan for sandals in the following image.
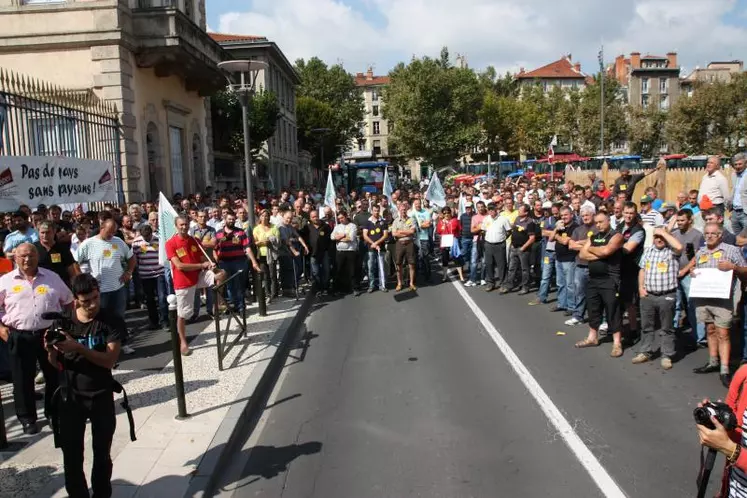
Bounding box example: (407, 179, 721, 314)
(574, 338, 599, 348)
(610, 344, 624, 358)
(396, 284, 403, 291)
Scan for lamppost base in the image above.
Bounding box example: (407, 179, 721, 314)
(175, 414, 192, 421)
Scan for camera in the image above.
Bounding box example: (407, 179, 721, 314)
(41, 311, 72, 347)
(693, 401, 738, 431)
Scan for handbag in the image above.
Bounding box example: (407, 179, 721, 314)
(450, 238, 462, 259)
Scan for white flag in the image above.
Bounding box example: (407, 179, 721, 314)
(383, 168, 394, 206)
(323, 169, 336, 210)
(424, 171, 446, 208)
(458, 193, 466, 217)
(158, 192, 179, 265)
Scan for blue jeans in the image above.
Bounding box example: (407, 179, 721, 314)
(470, 240, 482, 283)
(572, 265, 589, 321)
(219, 259, 248, 310)
(163, 263, 175, 295)
(100, 286, 127, 321)
(367, 249, 386, 289)
(732, 209, 747, 237)
(555, 260, 576, 311)
(677, 276, 706, 343)
(192, 282, 215, 318)
(460, 238, 474, 280)
(537, 250, 557, 302)
(142, 274, 169, 326)
(417, 239, 432, 278)
(310, 253, 330, 290)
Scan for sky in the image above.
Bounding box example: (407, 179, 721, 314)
(206, 0, 747, 78)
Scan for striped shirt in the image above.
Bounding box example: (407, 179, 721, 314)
(77, 235, 133, 292)
(132, 234, 163, 279)
(190, 225, 216, 258)
(215, 228, 250, 261)
(639, 246, 680, 293)
(640, 209, 665, 227)
(3, 228, 39, 255)
(730, 410, 747, 497)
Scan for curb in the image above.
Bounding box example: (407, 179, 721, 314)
(184, 291, 316, 498)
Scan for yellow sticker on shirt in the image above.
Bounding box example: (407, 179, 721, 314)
(176, 248, 187, 258)
(319, 231, 325, 237)
(140, 245, 148, 253)
(620, 184, 627, 191)
(645, 262, 652, 270)
(50, 253, 61, 263)
(713, 251, 723, 260)
(517, 226, 524, 232)
(110, 245, 117, 252)
(12, 285, 22, 293)
(191, 245, 198, 252)
(698, 254, 709, 264)
(102, 249, 112, 258)
(656, 262, 669, 273)
(540, 222, 545, 228)
(587, 231, 594, 237)
(544, 257, 550, 264)
(35, 285, 48, 295)
(232, 237, 239, 245)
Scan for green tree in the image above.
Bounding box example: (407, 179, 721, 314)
(383, 47, 483, 166)
(578, 74, 627, 155)
(294, 57, 365, 167)
(628, 104, 668, 157)
(211, 89, 280, 158)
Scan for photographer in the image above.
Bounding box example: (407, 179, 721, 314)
(47, 273, 124, 498)
(698, 366, 747, 496)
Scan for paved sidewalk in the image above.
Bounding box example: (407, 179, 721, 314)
(0, 295, 308, 498)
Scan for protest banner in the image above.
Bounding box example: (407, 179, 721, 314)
(0, 156, 117, 209)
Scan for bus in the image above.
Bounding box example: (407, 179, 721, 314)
(586, 155, 642, 170)
(333, 161, 397, 194)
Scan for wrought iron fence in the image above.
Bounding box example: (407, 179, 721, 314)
(0, 67, 123, 208)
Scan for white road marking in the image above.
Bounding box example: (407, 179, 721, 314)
(452, 281, 628, 498)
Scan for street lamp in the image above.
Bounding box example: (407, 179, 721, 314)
(218, 59, 267, 227)
(310, 127, 330, 185)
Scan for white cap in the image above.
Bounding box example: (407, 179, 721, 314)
(542, 201, 552, 209)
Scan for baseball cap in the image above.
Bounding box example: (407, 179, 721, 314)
(465, 202, 473, 207)
(640, 195, 653, 203)
(542, 201, 552, 209)
(658, 202, 675, 213)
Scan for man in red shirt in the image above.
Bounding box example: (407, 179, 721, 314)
(166, 216, 226, 355)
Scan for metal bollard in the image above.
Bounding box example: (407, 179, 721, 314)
(254, 270, 267, 317)
(167, 295, 189, 420)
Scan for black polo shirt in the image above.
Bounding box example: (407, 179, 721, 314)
(555, 222, 578, 262)
(35, 241, 75, 287)
(302, 222, 332, 258)
(365, 218, 389, 245)
(511, 216, 536, 248)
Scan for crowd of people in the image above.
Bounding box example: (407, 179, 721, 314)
(1, 153, 747, 495)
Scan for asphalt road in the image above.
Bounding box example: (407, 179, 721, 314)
(214, 272, 730, 498)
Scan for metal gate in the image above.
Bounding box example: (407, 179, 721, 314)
(0, 67, 123, 207)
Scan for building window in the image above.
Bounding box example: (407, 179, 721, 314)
(192, 134, 204, 192)
(29, 116, 79, 157)
(358, 139, 365, 151)
(642, 94, 650, 107)
(146, 122, 164, 199)
(184, 0, 194, 20)
(372, 105, 379, 117)
(373, 121, 380, 135)
(373, 140, 381, 156)
(388, 121, 394, 134)
(659, 77, 668, 93)
(660, 95, 669, 110)
(372, 88, 379, 101)
(169, 126, 185, 196)
(22, 0, 66, 3)
(641, 78, 649, 94)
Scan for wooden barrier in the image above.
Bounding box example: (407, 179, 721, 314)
(564, 163, 733, 204)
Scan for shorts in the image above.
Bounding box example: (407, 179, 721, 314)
(587, 277, 622, 332)
(694, 299, 733, 329)
(174, 270, 216, 319)
(395, 240, 416, 266)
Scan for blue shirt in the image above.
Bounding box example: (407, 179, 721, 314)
(3, 227, 39, 255)
(409, 208, 432, 241)
(734, 171, 745, 209)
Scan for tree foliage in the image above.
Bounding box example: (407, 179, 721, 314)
(294, 57, 364, 167)
(383, 47, 483, 166)
(211, 89, 280, 159)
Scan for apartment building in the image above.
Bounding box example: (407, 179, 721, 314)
(611, 52, 681, 109)
(0, 0, 227, 201)
(351, 67, 391, 161)
(515, 55, 590, 93)
(681, 60, 743, 97)
(209, 33, 306, 191)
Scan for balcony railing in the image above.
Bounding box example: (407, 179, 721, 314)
(137, 0, 178, 7)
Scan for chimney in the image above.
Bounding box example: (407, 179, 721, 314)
(356, 72, 364, 78)
(519, 67, 525, 74)
(366, 67, 374, 80)
(666, 51, 678, 68)
(630, 52, 641, 69)
(573, 62, 581, 72)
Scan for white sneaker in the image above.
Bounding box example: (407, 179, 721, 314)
(480, 280, 487, 286)
(34, 371, 45, 385)
(565, 317, 582, 326)
(464, 281, 475, 287)
(599, 322, 609, 332)
(121, 345, 136, 355)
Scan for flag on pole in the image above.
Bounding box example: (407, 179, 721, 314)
(158, 191, 178, 266)
(548, 135, 557, 163)
(323, 169, 336, 210)
(268, 172, 275, 192)
(383, 168, 394, 206)
(458, 193, 466, 217)
(424, 171, 446, 208)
